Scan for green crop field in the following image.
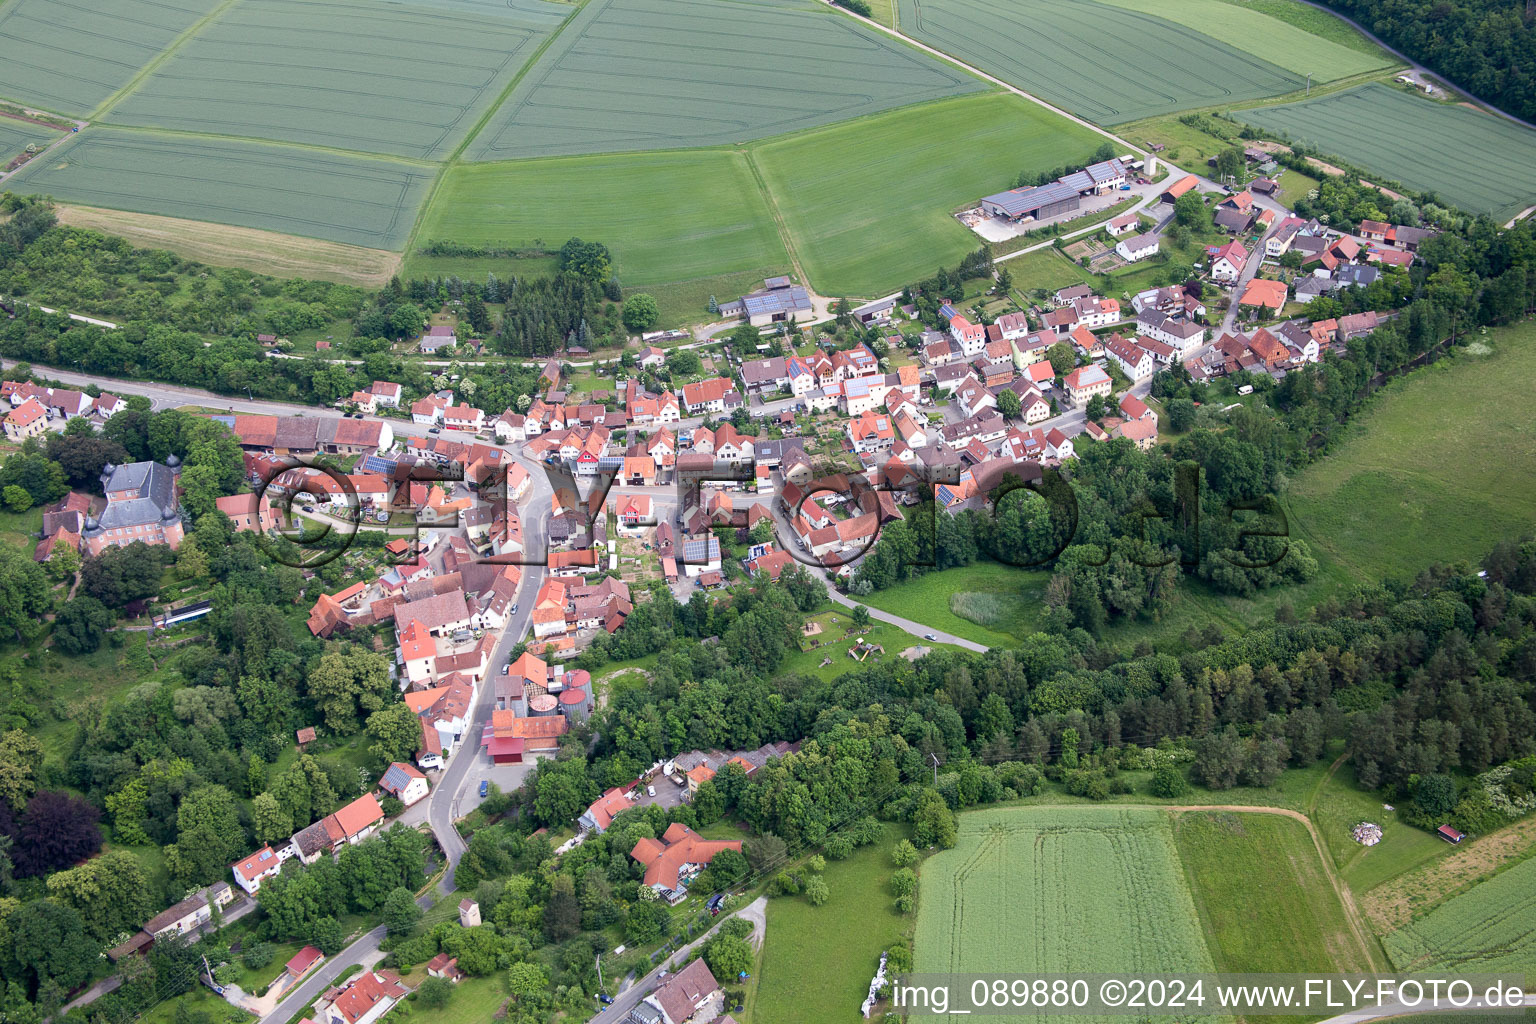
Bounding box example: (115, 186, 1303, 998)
(1238, 84, 1536, 220)
(466, 0, 982, 160)
(1283, 320, 1536, 585)
(1383, 855, 1536, 972)
(0, 116, 60, 165)
(1093, 0, 1391, 80)
(0, 0, 224, 115)
(105, 0, 568, 160)
(6, 127, 435, 249)
(418, 150, 789, 285)
(1173, 812, 1375, 975)
(1219, 0, 1392, 55)
(752, 93, 1105, 295)
(917, 807, 1216, 1022)
(895, 0, 1303, 124)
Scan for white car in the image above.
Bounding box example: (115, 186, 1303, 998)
(646, 785, 656, 797)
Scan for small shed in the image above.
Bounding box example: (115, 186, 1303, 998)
(296, 726, 317, 748)
(1436, 824, 1465, 844)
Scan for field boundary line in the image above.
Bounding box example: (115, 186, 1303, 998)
(403, 0, 593, 258)
(1162, 804, 1384, 972)
(52, 123, 441, 170)
(816, 0, 1144, 158)
(88, 0, 244, 122)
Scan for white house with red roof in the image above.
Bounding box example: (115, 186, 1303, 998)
(948, 315, 986, 357)
(315, 970, 409, 1024)
(378, 763, 429, 807)
(847, 411, 895, 454)
(1210, 240, 1250, 283)
(1104, 335, 1156, 381)
(231, 846, 286, 894)
(1063, 364, 1112, 404)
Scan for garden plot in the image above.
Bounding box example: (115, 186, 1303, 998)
(895, 0, 1304, 124)
(0, 0, 226, 115)
(1238, 83, 1536, 221)
(104, 0, 569, 160)
(466, 0, 982, 160)
(5, 128, 435, 249)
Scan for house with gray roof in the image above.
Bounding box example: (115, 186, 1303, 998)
(82, 460, 184, 556)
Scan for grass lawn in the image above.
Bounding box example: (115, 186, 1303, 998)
(1309, 760, 1450, 897)
(774, 612, 965, 683)
(1004, 247, 1098, 296)
(857, 559, 1043, 647)
(395, 973, 510, 1024)
(629, 269, 775, 331)
(1283, 321, 1536, 584)
(1273, 165, 1322, 207)
(746, 828, 907, 1024)
(417, 150, 790, 288)
(1120, 112, 1246, 168)
(751, 93, 1106, 296)
(1174, 811, 1376, 978)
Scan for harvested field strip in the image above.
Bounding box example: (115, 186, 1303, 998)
(895, 0, 1303, 124)
(418, 150, 790, 285)
(1237, 84, 1536, 220)
(0, 0, 226, 115)
(6, 128, 434, 250)
(1383, 855, 1536, 972)
(466, 0, 982, 160)
(106, 0, 567, 160)
(54, 205, 403, 288)
(1363, 817, 1536, 934)
(1092, 0, 1391, 80)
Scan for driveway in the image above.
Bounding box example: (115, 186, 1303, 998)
(589, 898, 768, 1024)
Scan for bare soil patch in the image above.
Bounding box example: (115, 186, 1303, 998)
(1360, 815, 1536, 933)
(55, 204, 401, 287)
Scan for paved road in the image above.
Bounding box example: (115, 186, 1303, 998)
(589, 898, 768, 1024)
(821, 577, 986, 653)
(1310, 992, 1536, 1024)
(259, 927, 387, 1024)
(2, 358, 560, 1022)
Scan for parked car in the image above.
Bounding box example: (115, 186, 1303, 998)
(428, 426, 441, 434)
(646, 785, 656, 797)
(478, 780, 489, 798)
(924, 633, 937, 641)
